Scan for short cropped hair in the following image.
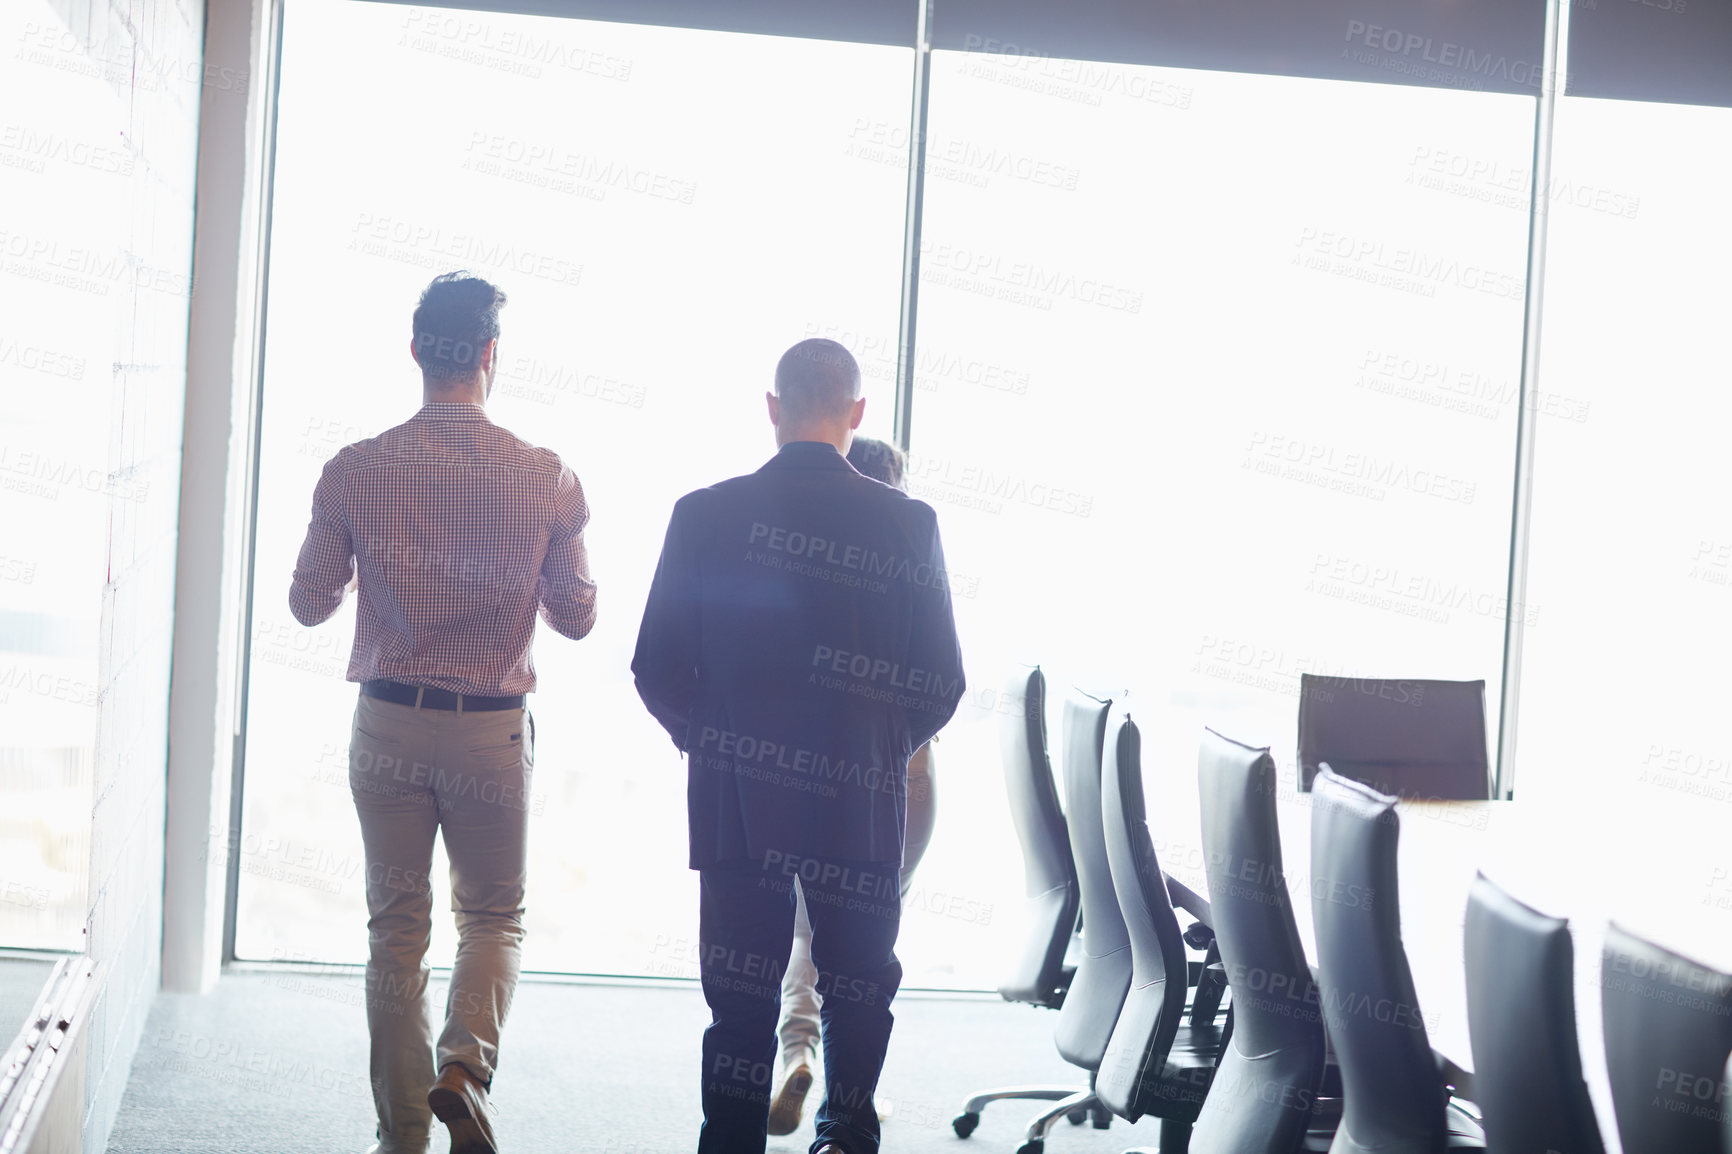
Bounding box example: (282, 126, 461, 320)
(847, 437, 907, 491)
(412, 272, 506, 383)
(774, 338, 860, 422)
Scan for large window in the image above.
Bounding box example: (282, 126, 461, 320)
(240, 1, 1553, 991)
(910, 55, 1533, 976)
(1517, 95, 1732, 929)
(238, 0, 913, 976)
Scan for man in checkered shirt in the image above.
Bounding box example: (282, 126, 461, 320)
(290, 272, 595, 1154)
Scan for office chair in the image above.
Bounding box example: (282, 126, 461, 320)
(960, 687, 1130, 1152)
(1601, 922, 1732, 1154)
(1096, 702, 1227, 1154)
(1021, 687, 1136, 1145)
(953, 665, 1091, 1137)
(1191, 729, 1334, 1154)
(1296, 675, 1490, 800)
(1462, 873, 1604, 1154)
(1309, 768, 1485, 1152)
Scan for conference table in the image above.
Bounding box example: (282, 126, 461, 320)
(1138, 731, 1732, 1154)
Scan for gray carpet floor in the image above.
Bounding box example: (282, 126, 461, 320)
(106, 970, 1178, 1152)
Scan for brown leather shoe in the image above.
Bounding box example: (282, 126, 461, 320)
(427, 1064, 498, 1154)
(766, 1046, 818, 1136)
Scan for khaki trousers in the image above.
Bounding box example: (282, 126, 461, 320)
(348, 692, 533, 1154)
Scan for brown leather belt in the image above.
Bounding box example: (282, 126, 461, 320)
(361, 679, 524, 712)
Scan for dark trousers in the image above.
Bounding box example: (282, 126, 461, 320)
(697, 855, 904, 1154)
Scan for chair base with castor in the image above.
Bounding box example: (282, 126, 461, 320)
(951, 1085, 1092, 1137)
(952, 1077, 1113, 1148)
(1015, 1084, 1115, 1153)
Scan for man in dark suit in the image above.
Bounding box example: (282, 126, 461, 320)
(633, 338, 965, 1154)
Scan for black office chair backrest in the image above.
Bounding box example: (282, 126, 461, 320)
(1297, 674, 1489, 799)
(1096, 700, 1196, 1120)
(1052, 686, 1131, 1072)
(1601, 922, 1732, 1154)
(1310, 767, 1446, 1153)
(1463, 873, 1604, 1154)
(997, 665, 1080, 1009)
(1192, 728, 1326, 1154)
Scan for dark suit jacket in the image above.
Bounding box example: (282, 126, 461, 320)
(633, 440, 965, 869)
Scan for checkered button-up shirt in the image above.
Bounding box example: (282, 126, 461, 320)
(289, 402, 596, 695)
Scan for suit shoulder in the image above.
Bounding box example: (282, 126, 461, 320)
(669, 488, 705, 518)
(677, 471, 761, 506)
(890, 490, 940, 528)
(667, 477, 744, 522)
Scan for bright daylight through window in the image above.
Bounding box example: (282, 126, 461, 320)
(241, 0, 1543, 990)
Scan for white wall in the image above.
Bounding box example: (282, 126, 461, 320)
(3, 0, 209, 1148)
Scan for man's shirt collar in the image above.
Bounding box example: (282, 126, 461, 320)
(414, 401, 490, 421)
